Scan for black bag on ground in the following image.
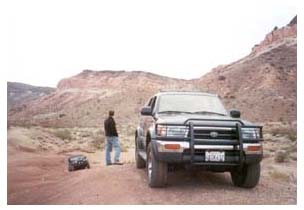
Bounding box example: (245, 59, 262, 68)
(68, 155, 90, 171)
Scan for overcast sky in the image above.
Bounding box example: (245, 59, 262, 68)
(6, 0, 297, 87)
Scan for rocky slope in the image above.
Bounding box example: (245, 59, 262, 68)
(8, 71, 197, 127)
(198, 16, 297, 123)
(7, 82, 55, 111)
(8, 16, 297, 127)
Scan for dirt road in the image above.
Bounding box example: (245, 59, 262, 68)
(7, 142, 296, 205)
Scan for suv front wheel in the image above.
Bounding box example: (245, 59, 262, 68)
(147, 142, 167, 187)
(230, 163, 260, 188)
(135, 136, 146, 169)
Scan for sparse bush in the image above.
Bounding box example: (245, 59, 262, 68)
(59, 113, 66, 118)
(120, 142, 129, 152)
(16, 121, 32, 129)
(218, 75, 226, 81)
(269, 170, 290, 182)
(91, 131, 105, 149)
(288, 133, 297, 142)
(125, 125, 135, 137)
(96, 129, 104, 136)
(275, 150, 288, 163)
(80, 130, 92, 137)
(54, 129, 72, 140)
(265, 125, 296, 139)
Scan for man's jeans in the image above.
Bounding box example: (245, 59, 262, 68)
(105, 136, 121, 165)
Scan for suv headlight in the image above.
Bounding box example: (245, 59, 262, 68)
(241, 127, 261, 139)
(157, 125, 189, 137)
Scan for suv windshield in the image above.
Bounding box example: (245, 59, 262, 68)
(157, 94, 228, 116)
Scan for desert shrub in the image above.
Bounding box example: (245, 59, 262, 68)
(288, 133, 297, 142)
(59, 113, 66, 118)
(15, 121, 32, 129)
(218, 75, 226, 81)
(92, 139, 104, 150)
(265, 125, 296, 139)
(125, 125, 135, 137)
(269, 170, 290, 181)
(91, 131, 105, 149)
(96, 129, 104, 136)
(274, 151, 288, 163)
(54, 129, 72, 140)
(120, 142, 129, 152)
(81, 132, 91, 137)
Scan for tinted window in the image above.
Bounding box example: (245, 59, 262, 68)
(157, 94, 228, 115)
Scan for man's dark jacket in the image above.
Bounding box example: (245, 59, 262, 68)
(104, 116, 118, 137)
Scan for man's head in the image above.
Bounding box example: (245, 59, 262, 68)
(109, 110, 115, 117)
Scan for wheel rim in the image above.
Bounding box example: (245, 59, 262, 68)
(148, 150, 152, 181)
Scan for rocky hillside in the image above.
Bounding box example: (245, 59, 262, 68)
(198, 16, 297, 123)
(8, 71, 197, 127)
(7, 82, 55, 111)
(8, 16, 297, 127)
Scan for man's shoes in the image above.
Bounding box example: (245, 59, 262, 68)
(106, 163, 112, 166)
(113, 161, 124, 165)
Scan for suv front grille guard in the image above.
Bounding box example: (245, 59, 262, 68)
(155, 118, 263, 166)
(188, 121, 262, 166)
(189, 122, 244, 168)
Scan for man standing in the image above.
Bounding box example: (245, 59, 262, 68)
(104, 110, 123, 165)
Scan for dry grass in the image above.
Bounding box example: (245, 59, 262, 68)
(9, 126, 135, 155)
(264, 124, 297, 141)
(91, 132, 105, 150)
(269, 170, 290, 182)
(120, 142, 129, 152)
(274, 151, 289, 163)
(53, 129, 72, 140)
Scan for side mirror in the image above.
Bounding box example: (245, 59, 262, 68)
(230, 109, 241, 118)
(141, 106, 152, 116)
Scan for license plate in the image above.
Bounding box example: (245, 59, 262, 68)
(205, 151, 225, 162)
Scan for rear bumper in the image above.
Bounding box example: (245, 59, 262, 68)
(151, 140, 263, 165)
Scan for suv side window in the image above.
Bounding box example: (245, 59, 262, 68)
(147, 97, 153, 106)
(147, 97, 157, 112)
(150, 97, 157, 112)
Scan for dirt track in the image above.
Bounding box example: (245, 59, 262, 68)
(7, 143, 296, 205)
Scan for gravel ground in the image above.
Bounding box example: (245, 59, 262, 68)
(7, 145, 296, 205)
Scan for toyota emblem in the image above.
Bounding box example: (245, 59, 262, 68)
(210, 131, 218, 138)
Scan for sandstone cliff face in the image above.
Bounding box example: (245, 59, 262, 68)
(8, 71, 197, 127)
(252, 16, 296, 54)
(198, 16, 297, 123)
(57, 70, 193, 90)
(8, 16, 297, 127)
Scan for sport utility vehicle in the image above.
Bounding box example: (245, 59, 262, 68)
(135, 91, 263, 188)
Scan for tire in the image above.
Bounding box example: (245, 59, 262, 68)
(135, 136, 146, 169)
(68, 164, 74, 172)
(147, 142, 167, 187)
(230, 163, 261, 188)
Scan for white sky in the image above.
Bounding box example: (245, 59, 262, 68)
(5, 0, 298, 87)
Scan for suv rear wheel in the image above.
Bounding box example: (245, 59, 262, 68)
(147, 142, 167, 187)
(135, 136, 146, 169)
(230, 163, 260, 188)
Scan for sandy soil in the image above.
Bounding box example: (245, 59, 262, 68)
(7, 141, 296, 205)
